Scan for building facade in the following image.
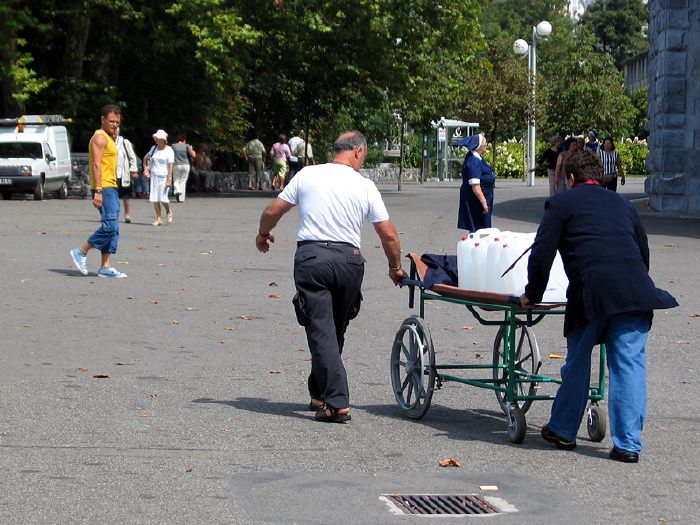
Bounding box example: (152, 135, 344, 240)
(645, 0, 700, 216)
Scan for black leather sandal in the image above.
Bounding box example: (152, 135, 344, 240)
(315, 407, 351, 423)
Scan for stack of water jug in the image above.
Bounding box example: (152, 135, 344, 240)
(457, 228, 568, 303)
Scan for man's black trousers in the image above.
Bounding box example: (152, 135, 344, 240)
(293, 242, 365, 410)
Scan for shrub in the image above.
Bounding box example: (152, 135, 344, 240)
(616, 140, 648, 175)
(484, 140, 524, 178)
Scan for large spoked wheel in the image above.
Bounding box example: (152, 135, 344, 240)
(587, 404, 607, 442)
(493, 325, 542, 415)
(391, 315, 436, 420)
(507, 405, 527, 444)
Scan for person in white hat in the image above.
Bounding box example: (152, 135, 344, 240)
(143, 129, 174, 226)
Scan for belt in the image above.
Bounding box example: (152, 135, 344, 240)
(297, 240, 358, 249)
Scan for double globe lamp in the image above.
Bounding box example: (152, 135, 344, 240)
(513, 20, 552, 187)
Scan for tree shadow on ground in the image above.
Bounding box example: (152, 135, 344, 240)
(496, 195, 700, 239)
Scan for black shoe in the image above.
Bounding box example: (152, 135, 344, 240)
(541, 424, 577, 450)
(609, 447, 639, 463)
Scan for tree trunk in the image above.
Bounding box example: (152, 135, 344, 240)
(0, 17, 23, 117)
(60, 0, 91, 115)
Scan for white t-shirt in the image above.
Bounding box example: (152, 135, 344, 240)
(148, 145, 174, 178)
(288, 136, 304, 158)
(278, 163, 390, 249)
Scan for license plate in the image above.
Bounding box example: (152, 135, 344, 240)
(0, 178, 12, 185)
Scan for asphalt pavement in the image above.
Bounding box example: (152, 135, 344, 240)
(0, 177, 698, 524)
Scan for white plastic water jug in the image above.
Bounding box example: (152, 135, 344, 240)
(457, 228, 500, 290)
(542, 253, 568, 303)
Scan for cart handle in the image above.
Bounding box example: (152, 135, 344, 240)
(507, 294, 533, 327)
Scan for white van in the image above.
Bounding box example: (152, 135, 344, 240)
(0, 115, 73, 200)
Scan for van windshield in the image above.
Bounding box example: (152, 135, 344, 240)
(0, 142, 43, 159)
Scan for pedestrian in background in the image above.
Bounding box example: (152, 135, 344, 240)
(256, 131, 407, 423)
(244, 133, 266, 190)
(115, 127, 138, 223)
(70, 104, 127, 278)
(598, 137, 625, 192)
(457, 133, 495, 232)
(171, 133, 196, 202)
(269, 134, 291, 191)
(144, 129, 174, 226)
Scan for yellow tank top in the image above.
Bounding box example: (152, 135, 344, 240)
(89, 129, 118, 189)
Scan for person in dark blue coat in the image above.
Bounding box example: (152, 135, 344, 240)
(457, 133, 495, 232)
(519, 149, 678, 463)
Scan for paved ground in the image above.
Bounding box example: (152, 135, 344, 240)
(0, 178, 698, 524)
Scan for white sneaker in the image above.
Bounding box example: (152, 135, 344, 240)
(70, 248, 88, 275)
(97, 267, 127, 279)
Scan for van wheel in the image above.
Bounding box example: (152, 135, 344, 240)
(56, 179, 68, 199)
(33, 179, 45, 200)
(2, 192, 11, 200)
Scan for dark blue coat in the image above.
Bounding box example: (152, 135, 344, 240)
(458, 153, 495, 231)
(524, 183, 677, 336)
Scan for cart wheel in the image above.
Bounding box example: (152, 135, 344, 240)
(391, 315, 436, 420)
(493, 325, 542, 415)
(587, 404, 607, 442)
(507, 405, 527, 444)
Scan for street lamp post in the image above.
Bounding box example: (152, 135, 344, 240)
(513, 21, 552, 187)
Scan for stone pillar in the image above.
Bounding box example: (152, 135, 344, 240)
(645, 0, 700, 216)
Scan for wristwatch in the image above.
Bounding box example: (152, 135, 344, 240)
(94, 189, 102, 194)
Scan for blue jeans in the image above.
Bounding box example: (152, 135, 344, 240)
(87, 187, 120, 254)
(549, 312, 651, 452)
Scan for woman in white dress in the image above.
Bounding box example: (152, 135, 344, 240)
(143, 129, 174, 226)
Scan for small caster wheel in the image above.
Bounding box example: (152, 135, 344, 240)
(507, 405, 527, 444)
(587, 404, 607, 442)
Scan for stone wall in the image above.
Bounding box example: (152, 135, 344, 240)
(645, 0, 700, 215)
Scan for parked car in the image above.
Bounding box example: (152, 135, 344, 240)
(0, 115, 72, 200)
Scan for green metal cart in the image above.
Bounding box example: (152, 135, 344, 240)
(391, 254, 607, 444)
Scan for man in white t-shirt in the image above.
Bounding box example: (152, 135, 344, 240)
(256, 131, 407, 423)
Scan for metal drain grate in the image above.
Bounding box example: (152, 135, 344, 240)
(383, 494, 499, 515)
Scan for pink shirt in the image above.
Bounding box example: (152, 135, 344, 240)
(270, 142, 291, 161)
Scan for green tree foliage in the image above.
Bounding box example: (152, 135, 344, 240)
(539, 24, 635, 137)
(579, 0, 649, 68)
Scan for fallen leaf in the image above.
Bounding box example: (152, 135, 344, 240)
(149, 392, 158, 399)
(92, 374, 109, 379)
(77, 368, 88, 373)
(689, 313, 700, 318)
(663, 243, 675, 247)
(548, 353, 564, 359)
(240, 315, 255, 320)
(172, 320, 180, 325)
(199, 252, 211, 255)
(437, 458, 461, 468)
(126, 296, 135, 300)
(220, 426, 230, 432)
(223, 326, 234, 331)
(463, 325, 474, 330)
(185, 466, 193, 473)
(268, 282, 279, 287)
(474, 353, 482, 359)
(185, 307, 198, 311)
(295, 348, 305, 352)
(480, 485, 498, 491)
(115, 261, 128, 265)
(218, 340, 226, 344)
(659, 518, 668, 523)
(149, 299, 159, 304)
(268, 370, 282, 374)
(140, 411, 151, 418)
(268, 294, 280, 299)
(158, 263, 166, 267)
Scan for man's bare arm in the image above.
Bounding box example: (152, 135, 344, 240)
(256, 198, 295, 252)
(373, 220, 408, 286)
